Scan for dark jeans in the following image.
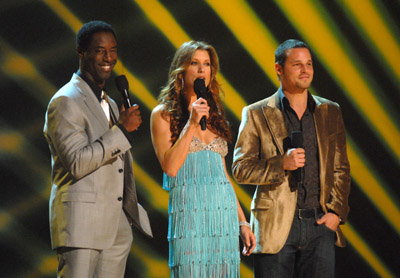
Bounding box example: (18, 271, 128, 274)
(253, 209, 336, 278)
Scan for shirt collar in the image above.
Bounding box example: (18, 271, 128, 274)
(278, 88, 316, 113)
(76, 69, 103, 102)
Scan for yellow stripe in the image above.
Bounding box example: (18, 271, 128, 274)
(133, 0, 247, 119)
(130, 241, 170, 277)
(0, 125, 52, 199)
(132, 160, 169, 213)
(0, 38, 57, 104)
(134, 0, 191, 47)
(206, 0, 280, 87)
(240, 262, 253, 278)
(29, 2, 397, 277)
(113, 62, 158, 110)
(42, 0, 158, 111)
(342, 223, 393, 278)
(230, 176, 252, 215)
(38, 256, 58, 276)
(0, 211, 12, 231)
(341, 0, 400, 83)
(347, 139, 400, 235)
(0, 131, 23, 153)
(217, 73, 248, 119)
(274, 0, 400, 164)
(208, 0, 400, 236)
(41, 0, 81, 33)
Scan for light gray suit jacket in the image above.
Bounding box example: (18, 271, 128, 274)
(44, 73, 152, 250)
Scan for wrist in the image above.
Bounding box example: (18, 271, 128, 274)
(239, 221, 251, 228)
(179, 121, 196, 139)
(329, 210, 343, 224)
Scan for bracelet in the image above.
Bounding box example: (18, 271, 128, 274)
(239, 221, 251, 228)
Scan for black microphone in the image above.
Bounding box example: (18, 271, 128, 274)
(193, 78, 207, 131)
(290, 131, 304, 187)
(115, 75, 132, 108)
(290, 130, 303, 149)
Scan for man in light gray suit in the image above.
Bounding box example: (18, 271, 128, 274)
(44, 21, 152, 278)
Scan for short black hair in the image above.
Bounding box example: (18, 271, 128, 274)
(76, 21, 116, 51)
(275, 39, 310, 68)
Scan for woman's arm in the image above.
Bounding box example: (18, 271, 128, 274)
(150, 99, 208, 177)
(223, 158, 256, 256)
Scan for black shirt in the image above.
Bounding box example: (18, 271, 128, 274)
(278, 89, 320, 209)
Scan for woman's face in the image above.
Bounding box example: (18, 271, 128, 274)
(183, 49, 211, 93)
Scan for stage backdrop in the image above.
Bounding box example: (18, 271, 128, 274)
(1, 1, 399, 277)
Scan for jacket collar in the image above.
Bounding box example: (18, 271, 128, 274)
(262, 91, 286, 155)
(76, 69, 103, 102)
(261, 89, 327, 155)
(277, 87, 316, 113)
(71, 73, 110, 130)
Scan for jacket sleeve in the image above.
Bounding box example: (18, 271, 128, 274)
(44, 94, 132, 180)
(232, 106, 285, 186)
(326, 106, 351, 223)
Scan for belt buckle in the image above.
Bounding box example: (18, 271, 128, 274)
(298, 209, 303, 220)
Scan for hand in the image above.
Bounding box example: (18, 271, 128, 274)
(317, 212, 340, 231)
(189, 97, 209, 127)
(283, 148, 305, 170)
(118, 104, 142, 132)
(240, 225, 256, 256)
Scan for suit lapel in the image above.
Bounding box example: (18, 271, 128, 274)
(262, 92, 288, 155)
(73, 74, 110, 130)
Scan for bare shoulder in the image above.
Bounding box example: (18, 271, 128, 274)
(151, 104, 164, 115)
(152, 103, 165, 113)
(151, 104, 172, 133)
(151, 104, 168, 121)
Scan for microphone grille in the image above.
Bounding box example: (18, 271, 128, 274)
(290, 131, 303, 148)
(115, 75, 129, 91)
(193, 78, 206, 97)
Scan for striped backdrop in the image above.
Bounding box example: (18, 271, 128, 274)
(0, 1, 399, 277)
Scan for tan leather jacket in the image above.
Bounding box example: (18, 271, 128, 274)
(232, 91, 350, 254)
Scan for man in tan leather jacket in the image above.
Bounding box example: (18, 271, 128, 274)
(232, 39, 350, 278)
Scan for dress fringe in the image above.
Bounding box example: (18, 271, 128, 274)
(164, 150, 240, 278)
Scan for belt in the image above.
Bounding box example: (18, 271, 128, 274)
(294, 207, 323, 219)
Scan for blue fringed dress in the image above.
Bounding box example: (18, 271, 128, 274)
(163, 136, 240, 277)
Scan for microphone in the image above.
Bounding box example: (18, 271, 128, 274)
(115, 75, 132, 108)
(193, 78, 207, 131)
(290, 130, 303, 149)
(290, 131, 304, 187)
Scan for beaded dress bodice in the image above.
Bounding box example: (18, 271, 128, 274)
(188, 136, 228, 157)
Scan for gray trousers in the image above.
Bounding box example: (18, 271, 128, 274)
(56, 210, 133, 278)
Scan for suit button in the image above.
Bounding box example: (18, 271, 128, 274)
(118, 197, 123, 201)
(119, 169, 123, 173)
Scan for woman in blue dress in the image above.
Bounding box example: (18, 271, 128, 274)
(151, 41, 256, 277)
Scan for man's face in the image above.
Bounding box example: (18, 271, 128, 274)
(275, 47, 313, 93)
(79, 31, 117, 88)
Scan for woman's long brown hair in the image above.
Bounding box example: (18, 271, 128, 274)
(158, 41, 232, 144)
